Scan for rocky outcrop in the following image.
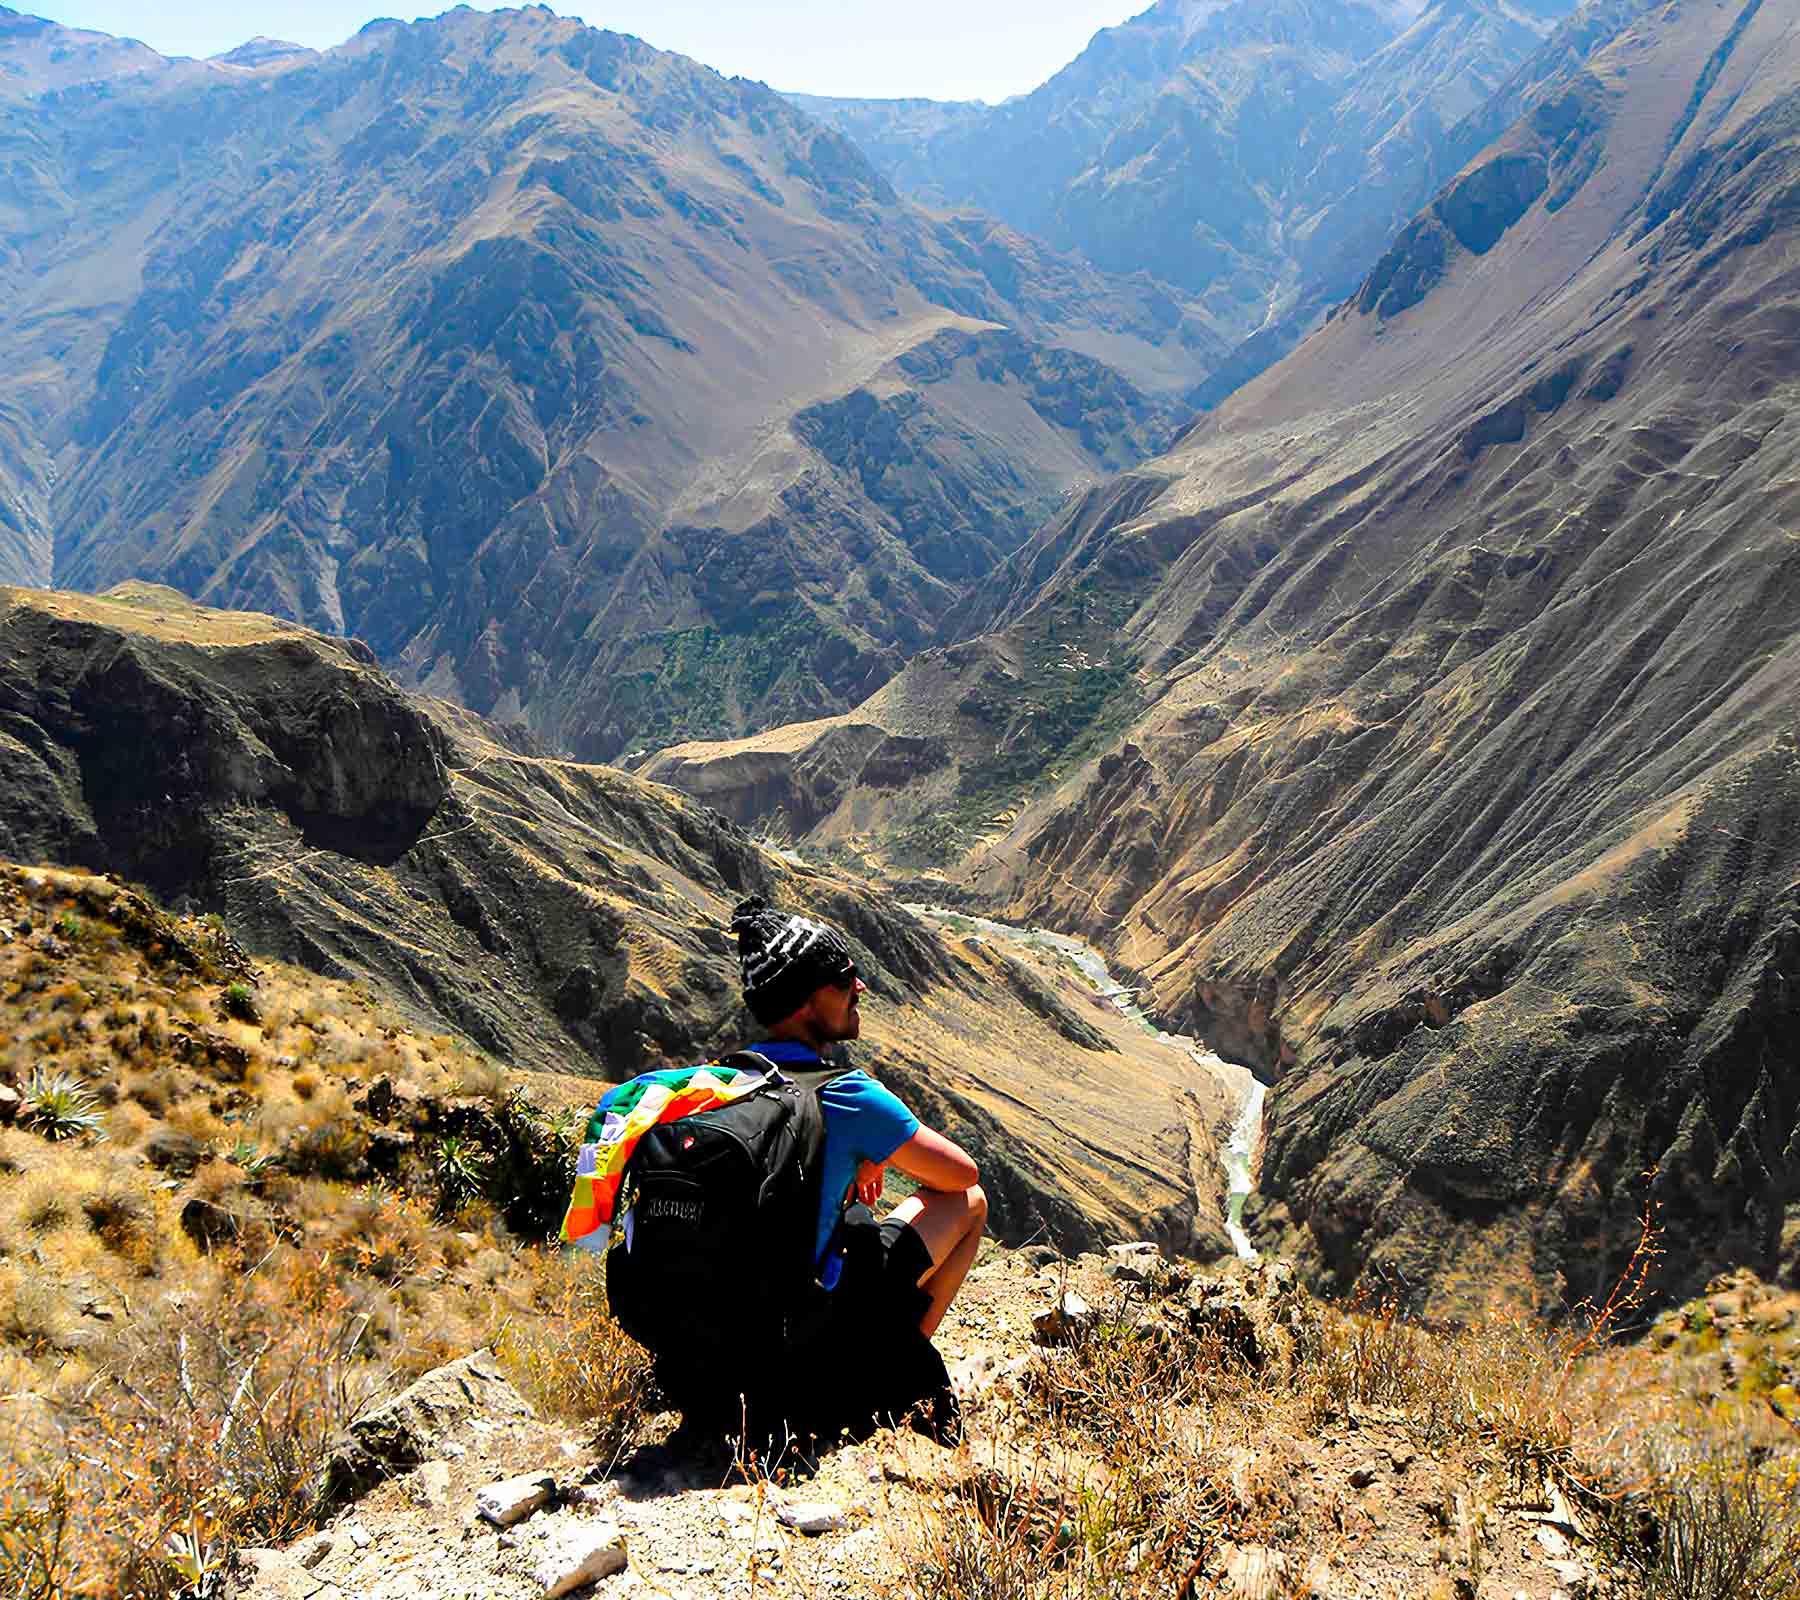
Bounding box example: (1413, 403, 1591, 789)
(1357, 66, 1610, 318)
(324, 1351, 534, 1506)
(0, 584, 446, 882)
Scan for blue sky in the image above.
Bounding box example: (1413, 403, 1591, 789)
(28, 1, 1145, 101)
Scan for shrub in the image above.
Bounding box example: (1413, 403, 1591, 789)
(14, 1175, 74, 1235)
(20, 1070, 104, 1143)
(490, 1092, 581, 1241)
(283, 1119, 369, 1182)
(220, 981, 259, 1024)
(1591, 1420, 1800, 1600)
(82, 1179, 158, 1266)
(495, 1252, 650, 1469)
(430, 1136, 492, 1220)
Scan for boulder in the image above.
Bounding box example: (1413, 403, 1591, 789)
(1184, 1260, 1313, 1376)
(533, 1523, 628, 1597)
(324, 1350, 533, 1505)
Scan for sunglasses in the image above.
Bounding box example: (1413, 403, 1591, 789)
(826, 964, 861, 992)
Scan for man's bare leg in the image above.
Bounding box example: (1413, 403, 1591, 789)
(887, 1185, 987, 1337)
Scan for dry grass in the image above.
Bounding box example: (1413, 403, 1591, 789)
(888, 1231, 1800, 1600)
(0, 863, 634, 1597)
(494, 1250, 653, 1470)
(0, 1249, 377, 1599)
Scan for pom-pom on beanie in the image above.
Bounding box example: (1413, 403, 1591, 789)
(730, 895, 856, 1026)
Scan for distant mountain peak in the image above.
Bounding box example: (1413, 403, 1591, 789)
(1149, 0, 1432, 36)
(210, 36, 315, 68)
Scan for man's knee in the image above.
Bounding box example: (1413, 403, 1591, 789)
(966, 1182, 988, 1235)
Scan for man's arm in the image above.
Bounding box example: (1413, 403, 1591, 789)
(886, 1126, 979, 1192)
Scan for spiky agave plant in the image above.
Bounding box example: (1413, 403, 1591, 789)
(431, 1135, 492, 1219)
(21, 1066, 106, 1141)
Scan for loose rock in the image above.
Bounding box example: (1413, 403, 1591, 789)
(775, 1500, 847, 1535)
(1033, 1290, 1096, 1345)
(477, 1471, 559, 1528)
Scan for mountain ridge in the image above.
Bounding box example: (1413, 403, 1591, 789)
(0, 4, 1223, 760)
(794, 0, 1576, 386)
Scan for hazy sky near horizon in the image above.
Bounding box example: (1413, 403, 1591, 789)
(28, 1, 1146, 101)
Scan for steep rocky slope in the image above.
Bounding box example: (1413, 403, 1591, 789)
(0, 581, 1247, 1257)
(654, 0, 1800, 1312)
(796, 0, 1575, 385)
(0, 5, 1222, 760)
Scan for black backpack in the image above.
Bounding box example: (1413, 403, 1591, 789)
(605, 1052, 845, 1394)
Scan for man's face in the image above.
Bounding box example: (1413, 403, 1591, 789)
(805, 966, 866, 1042)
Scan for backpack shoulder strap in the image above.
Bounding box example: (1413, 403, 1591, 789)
(715, 1051, 852, 1098)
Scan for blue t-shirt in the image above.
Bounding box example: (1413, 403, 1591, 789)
(754, 1042, 920, 1264)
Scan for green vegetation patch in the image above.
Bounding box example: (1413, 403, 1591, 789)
(894, 581, 1145, 865)
(611, 604, 838, 752)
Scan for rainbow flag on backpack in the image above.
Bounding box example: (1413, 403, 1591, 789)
(559, 1061, 773, 1253)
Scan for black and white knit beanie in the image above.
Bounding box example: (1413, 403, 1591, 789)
(730, 895, 856, 1025)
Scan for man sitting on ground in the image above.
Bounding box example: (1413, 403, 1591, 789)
(731, 895, 988, 1351)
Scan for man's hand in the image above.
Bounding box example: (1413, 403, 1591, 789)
(854, 1159, 884, 1207)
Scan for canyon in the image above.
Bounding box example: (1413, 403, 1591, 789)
(652, 0, 1800, 1312)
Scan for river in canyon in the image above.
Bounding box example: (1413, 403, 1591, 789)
(905, 905, 1268, 1260)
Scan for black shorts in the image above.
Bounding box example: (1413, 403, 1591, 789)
(832, 1206, 933, 1326)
